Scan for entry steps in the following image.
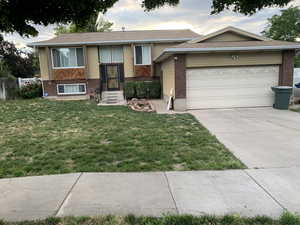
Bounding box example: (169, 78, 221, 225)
(98, 91, 126, 105)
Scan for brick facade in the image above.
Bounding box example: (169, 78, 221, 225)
(43, 79, 100, 97)
(174, 54, 186, 98)
(279, 50, 295, 86)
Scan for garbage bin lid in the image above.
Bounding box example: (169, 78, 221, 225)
(272, 86, 293, 89)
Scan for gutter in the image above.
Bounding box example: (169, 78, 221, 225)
(155, 45, 300, 62)
(164, 45, 300, 53)
(27, 38, 195, 47)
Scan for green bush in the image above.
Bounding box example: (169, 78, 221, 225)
(146, 80, 161, 99)
(19, 82, 42, 99)
(280, 211, 300, 225)
(125, 80, 161, 99)
(124, 81, 136, 99)
(136, 81, 148, 99)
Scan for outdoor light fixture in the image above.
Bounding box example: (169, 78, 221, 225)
(231, 54, 239, 60)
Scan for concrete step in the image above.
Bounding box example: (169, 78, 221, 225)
(101, 91, 125, 105)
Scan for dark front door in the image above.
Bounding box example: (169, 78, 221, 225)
(100, 64, 124, 91)
(106, 64, 120, 91)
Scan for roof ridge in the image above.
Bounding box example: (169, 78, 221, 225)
(57, 29, 195, 36)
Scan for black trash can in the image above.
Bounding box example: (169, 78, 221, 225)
(271, 86, 293, 110)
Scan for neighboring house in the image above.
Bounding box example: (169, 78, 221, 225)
(29, 26, 300, 110)
(28, 30, 199, 102)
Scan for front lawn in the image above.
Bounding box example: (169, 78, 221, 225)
(0, 99, 244, 178)
(291, 108, 300, 113)
(1, 213, 300, 225)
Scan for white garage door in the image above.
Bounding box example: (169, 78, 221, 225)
(186, 66, 279, 109)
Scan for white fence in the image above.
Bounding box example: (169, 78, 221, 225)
(18, 77, 41, 88)
(0, 80, 6, 99)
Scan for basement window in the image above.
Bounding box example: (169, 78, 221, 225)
(57, 83, 86, 95)
(134, 45, 151, 65)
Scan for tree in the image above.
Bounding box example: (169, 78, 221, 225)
(54, 14, 113, 35)
(211, 0, 291, 15)
(0, 0, 293, 37)
(262, 7, 300, 67)
(262, 7, 300, 41)
(0, 35, 39, 78)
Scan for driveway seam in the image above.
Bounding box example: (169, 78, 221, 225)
(54, 172, 83, 216)
(164, 172, 179, 214)
(244, 170, 286, 210)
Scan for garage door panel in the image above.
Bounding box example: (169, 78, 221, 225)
(188, 88, 274, 98)
(186, 66, 278, 109)
(188, 98, 273, 109)
(188, 82, 276, 89)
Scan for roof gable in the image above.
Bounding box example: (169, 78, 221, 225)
(189, 26, 269, 43)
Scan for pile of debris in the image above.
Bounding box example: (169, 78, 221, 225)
(127, 98, 154, 112)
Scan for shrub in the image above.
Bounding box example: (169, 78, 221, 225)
(19, 82, 42, 99)
(280, 211, 300, 225)
(124, 81, 136, 99)
(124, 80, 161, 100)
(145, 80, 161, 99)
(136, 81, 147, 99)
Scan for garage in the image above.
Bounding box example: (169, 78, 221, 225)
(186, 66, 279, 109)
(157, 26, 299, 111)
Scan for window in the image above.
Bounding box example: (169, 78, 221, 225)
(57, 83, 86, 95)
(134, 45, 151, 65)
(52, 48, 84, 68)
(99, 47, 123, 63)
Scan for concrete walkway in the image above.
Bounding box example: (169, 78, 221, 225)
(1, 167, 300, 221)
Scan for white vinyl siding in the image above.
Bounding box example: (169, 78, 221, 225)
(52, 48, 84, 68)
(57, 83, 86, 95)
(186, 66, 279, 109)
(99, 47, 123, 63)
(134, 45, 151, 65)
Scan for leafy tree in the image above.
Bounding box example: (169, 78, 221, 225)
(262, 7, 300, 41)
(0, 0, 293, 37)
(0, 35, 39, 78)
(211, 0, 291, 15)
(262, 7, 300, 67)
(54, 14, 113, 35)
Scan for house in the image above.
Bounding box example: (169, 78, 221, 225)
(29, 26, 300, 110)
(28, 29, 199, 103)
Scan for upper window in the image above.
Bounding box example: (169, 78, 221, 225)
(52, 48, 84, 68)
(134, 45, 151, 65)
(99, 47, 123, 63)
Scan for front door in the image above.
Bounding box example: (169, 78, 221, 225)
(106, 64, 120, 91)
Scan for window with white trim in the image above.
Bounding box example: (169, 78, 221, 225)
(99, 46, 123, 63)
(134, 45, 151, 65)
(52, 48, 84, 68)
(57, 83, 86, 95)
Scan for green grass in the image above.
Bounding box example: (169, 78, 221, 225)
(1, 212, 300, 225)
(291, 108, 300, 113)
(0, 99, 244, 178)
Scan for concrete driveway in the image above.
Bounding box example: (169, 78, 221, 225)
(190, 107, 300, 168)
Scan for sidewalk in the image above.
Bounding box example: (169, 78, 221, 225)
(1, 167, 299, 221)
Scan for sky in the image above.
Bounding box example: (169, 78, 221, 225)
(2, 0, 300, 49)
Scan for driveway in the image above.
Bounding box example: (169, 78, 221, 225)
(190, 107, 300, 168)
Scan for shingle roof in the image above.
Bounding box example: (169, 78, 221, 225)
(28, 29, 200, 47)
